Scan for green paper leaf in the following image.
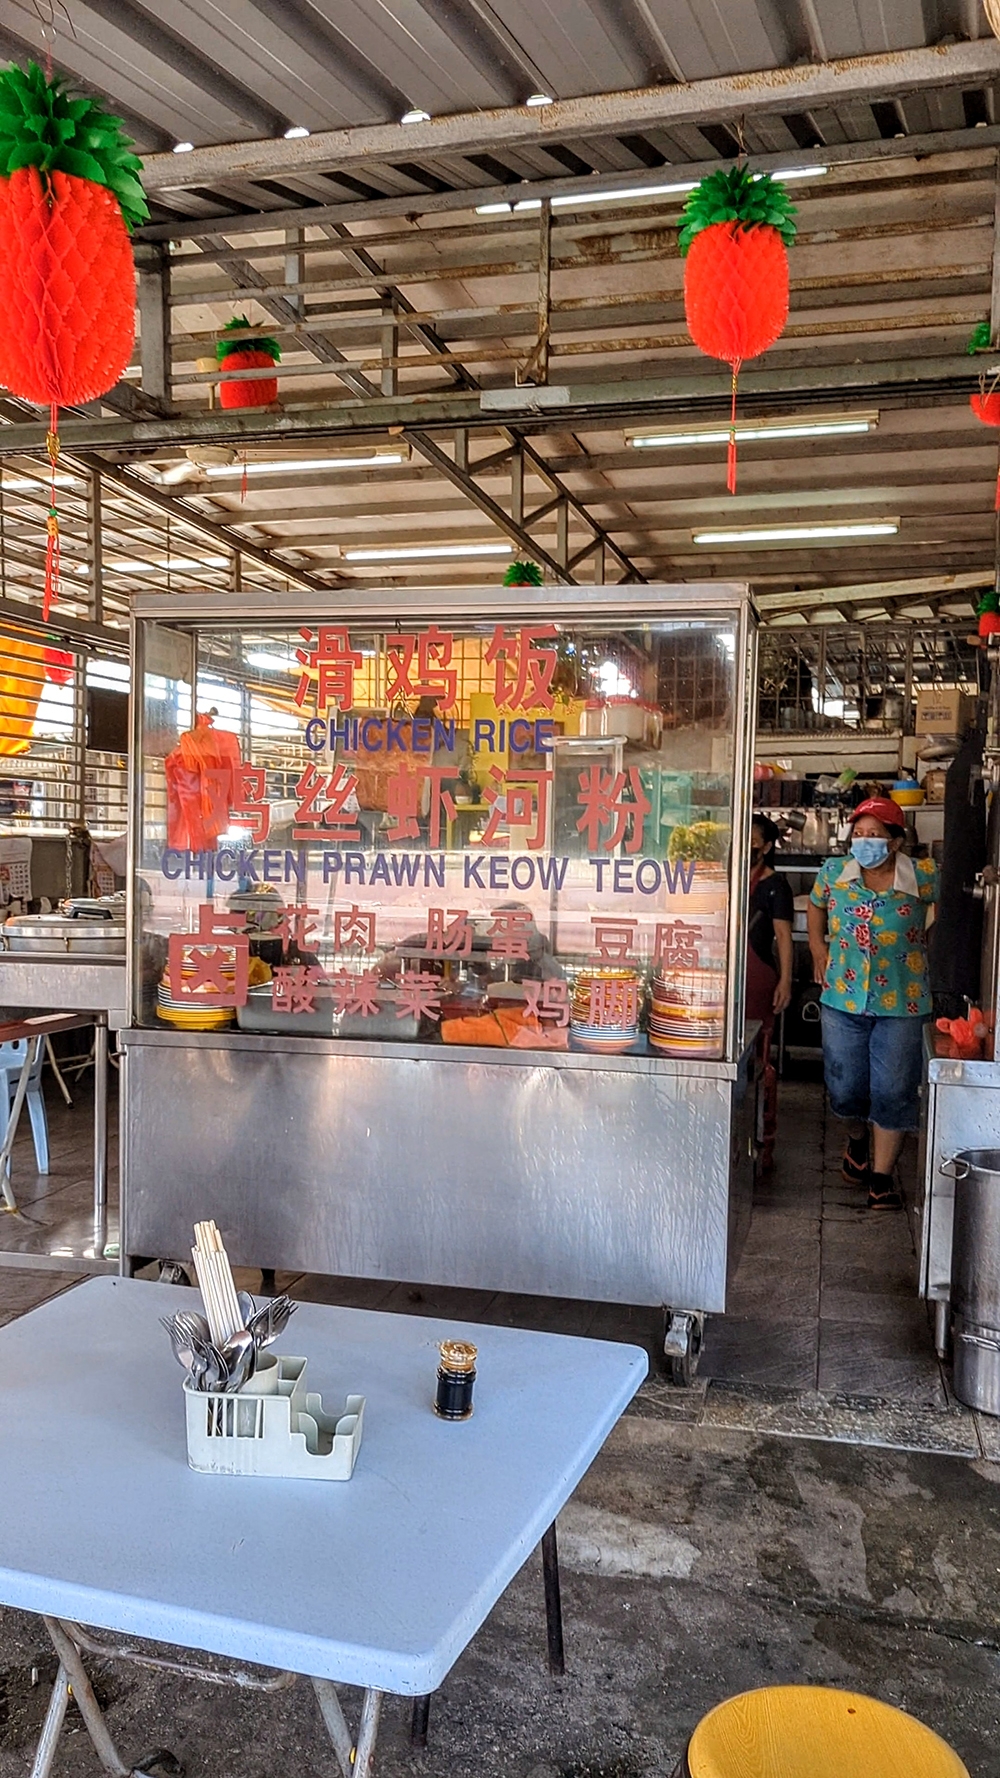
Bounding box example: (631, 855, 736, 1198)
(58, 146, 108, 184)
(0, 59, 148, 227)
(678, 164, 797, 254)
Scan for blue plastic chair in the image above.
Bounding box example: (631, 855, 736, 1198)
(0, 1039, 49, 1174)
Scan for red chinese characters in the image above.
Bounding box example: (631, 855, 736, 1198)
(523, 979, 570, 1027)
(485, 624, 558, 712)
(384, 627, 457, 710)
(590, 917, 637, 964)
(333, 904, 377, 954)
(479, 766, 552, 850)
(292, 763, 361, 842)
(273, 904, 321, 953)
(653, 921, 703, 969)
(167, 905, 249, 1008)
(575, 765, 650, 854)
(228, 764, 270, 844)
(587, 976, 639, 1027)
(426, 908, 474, 956)
(294, 626, 362, 713)
(271, 963, 324, 1016)
(487, 906, 534, 960)
(385, 765, 456, 848)
(326, 969, 382, 1016)
(395, 971, 443, 1022)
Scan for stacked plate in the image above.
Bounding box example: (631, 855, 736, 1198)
(570, 967, 643, 1054)
(156, 968, 235, 1030)
(649, 967, 724, 1058)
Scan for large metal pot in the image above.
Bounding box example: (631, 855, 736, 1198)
(3, 913, 126, 956)
(945, 1147, 1000, 1414)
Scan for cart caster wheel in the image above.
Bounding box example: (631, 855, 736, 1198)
(663, 1309, 703, 1387)
(157, 1261, 191, 1287)
(135, 1750, 185, 1778)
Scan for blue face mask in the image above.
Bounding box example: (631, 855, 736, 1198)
(851, 835, 890, 869)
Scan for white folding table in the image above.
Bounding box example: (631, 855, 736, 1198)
(0, 1276, 646, 1776)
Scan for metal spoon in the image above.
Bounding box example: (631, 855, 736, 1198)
(220, 1326, 256, 1392)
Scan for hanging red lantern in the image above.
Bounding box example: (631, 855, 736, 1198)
(969, 340, 1000, 509)
(42, 645, 73, 685)
(0, 61, 147, 618)
(679, 166, 797, 492)
(216, 316, 281, 409)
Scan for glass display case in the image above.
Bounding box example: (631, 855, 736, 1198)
(131, 600, 746, 1061)
(121, 585, 757, 1362)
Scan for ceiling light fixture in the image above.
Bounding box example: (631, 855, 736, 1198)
(284, 125, 310, 138)
(476, 164, 827, 217)
(526, 92, 554, 107)
(172, 141, 194, 154)
(108, 555, 229, 573)
(205, 451, 406, 478)
(401, 108, 431, 124)
(343, 541, 513, 562)
(246, 651, 297, 672)
(628, 412, 878, 448)
(2, 472, 79, 490)
(693, 521, 899, 545)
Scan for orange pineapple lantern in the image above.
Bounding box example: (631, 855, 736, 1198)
(0, 61, 147, 616)
(679, 166, 797, 492)
(216, 316, 281, 409)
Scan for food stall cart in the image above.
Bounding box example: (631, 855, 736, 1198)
(120, 583, 758, 1378)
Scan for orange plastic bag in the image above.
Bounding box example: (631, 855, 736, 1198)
(166, 714, 241, 850)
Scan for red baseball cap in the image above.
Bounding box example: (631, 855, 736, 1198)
(848, 796, 906, 829)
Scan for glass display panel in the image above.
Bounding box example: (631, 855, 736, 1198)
(134, 615, 738, 1060)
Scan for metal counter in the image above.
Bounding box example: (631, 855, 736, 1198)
(119, 1027, 756, 1322)
(0, 956, 126, 1022)
(920, 1031, 1000, 1320)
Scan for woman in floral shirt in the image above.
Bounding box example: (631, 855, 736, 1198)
(807, 797, 938, 1210)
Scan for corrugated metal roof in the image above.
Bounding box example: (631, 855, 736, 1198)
(0, 0, 995, 224)
(1, 1, 999, 619)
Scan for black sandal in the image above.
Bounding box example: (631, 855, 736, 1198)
(842, 1132, 869, 1185)
(867, 1171, 902, 1210)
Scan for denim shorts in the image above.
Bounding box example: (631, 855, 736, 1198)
(820, 1003, 926, 1132)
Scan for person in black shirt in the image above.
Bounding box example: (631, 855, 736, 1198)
(746, 814, 794, 1169)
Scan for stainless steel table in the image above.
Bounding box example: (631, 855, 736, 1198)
(0, 954, 124, 1273)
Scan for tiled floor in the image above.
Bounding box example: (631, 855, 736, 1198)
(701, 1068, 946, 1405)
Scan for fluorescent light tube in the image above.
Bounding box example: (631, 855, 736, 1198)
(2, 473, 79, 489)
(344, 542, 513, 562)
(477, 164, 828, 217)
(109, 555, 229, 572)
(693, 522, 898, 545)
(630, 415, 876, 448)
(205, 453, 405, 477)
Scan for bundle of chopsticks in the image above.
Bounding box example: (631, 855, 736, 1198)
(191, 1218, 242, 1347)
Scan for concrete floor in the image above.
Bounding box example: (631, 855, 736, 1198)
(0, 1071, 998, 1775)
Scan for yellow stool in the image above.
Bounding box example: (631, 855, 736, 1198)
(683, 1685, 969, 1778)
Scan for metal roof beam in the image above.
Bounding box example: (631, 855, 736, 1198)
(137, 39, 1000, 198)
(0, 356, 985, 454)
(139, 127, 1000, 242)
(68, 456, 346, 593)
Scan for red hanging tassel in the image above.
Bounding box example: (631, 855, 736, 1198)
(43, 402, 60, 622)
(726, 364, 741, 495)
